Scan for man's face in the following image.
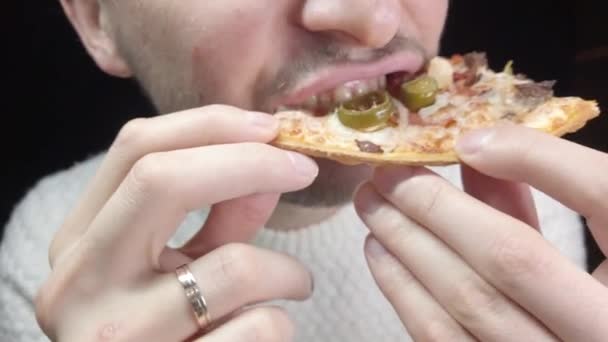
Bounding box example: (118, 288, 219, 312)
(101, 0, 448, 112)
(72, 0, 449, 205)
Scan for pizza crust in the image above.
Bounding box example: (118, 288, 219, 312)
(271, 98, 600, 166)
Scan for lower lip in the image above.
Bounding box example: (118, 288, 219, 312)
(277, 51, 424, 108)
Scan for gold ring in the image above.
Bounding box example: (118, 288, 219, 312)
(175, 264, 211, 328)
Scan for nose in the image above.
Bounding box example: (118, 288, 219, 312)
(300, 0, 402, 48)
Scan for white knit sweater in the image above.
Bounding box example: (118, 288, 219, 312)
(0, 153, 587, 341)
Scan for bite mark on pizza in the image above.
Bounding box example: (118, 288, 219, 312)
(271, 52, 601, 166)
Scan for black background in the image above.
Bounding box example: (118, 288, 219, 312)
(5, 1, 607, 269)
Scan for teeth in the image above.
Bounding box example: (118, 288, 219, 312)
(354, 81, 371, 97)
(334, 86, 353, 103)
(294, 75, 390, 111)
(378, 75, 387, 89)
(275, 105, 293, 113)
(303, 95, 318, 109)
(370, 78, 379, 92)
(319, 93, 333, 108)
(370, 76, 381, 89)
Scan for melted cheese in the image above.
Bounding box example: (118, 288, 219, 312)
(275, 55, 584, 156)
(419, 92, 450, 118)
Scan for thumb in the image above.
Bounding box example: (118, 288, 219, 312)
(455, 124, 608, 256)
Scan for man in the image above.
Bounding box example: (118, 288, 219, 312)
(2, 0, 607, 341)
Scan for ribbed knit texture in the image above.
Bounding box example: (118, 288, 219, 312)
(1, 153, 586, 341)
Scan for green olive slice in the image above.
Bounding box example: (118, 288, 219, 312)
(337, 91, 395, 132)
(401, 75, 439, 112)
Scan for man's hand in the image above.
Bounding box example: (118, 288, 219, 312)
(35, 106, 317, 341)
(354, 125, 608, 341)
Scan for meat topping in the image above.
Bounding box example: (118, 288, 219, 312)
(355, 140, 384, 153)
(464, 52, 488, 69)
(454, 52, 487, 87)
(515, 80, 556, 106)
(455, 70, 482, 86)
(501, 111, 517, 120)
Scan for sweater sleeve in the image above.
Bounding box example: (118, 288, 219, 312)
(0, 156, 103, 342)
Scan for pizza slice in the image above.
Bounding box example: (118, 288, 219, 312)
(271, 52, 601, 165)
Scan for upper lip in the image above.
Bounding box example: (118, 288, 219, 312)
(272, 51, 425, 109)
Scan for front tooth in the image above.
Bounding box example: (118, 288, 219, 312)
(378, 75, 387, 89)
(369, 78, 379, 91)
(334, 86, 353, 103)
(275, 106, 290, 113)
(304, 95, 318, 109)
(319, 93, 332, 108)
(354, 81, 370, 96)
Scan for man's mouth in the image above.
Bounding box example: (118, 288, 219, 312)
(289, 75, 388, 112)
(273, 51, 425, 114)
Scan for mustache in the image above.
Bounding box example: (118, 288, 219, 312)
(256, 35, 428, 109)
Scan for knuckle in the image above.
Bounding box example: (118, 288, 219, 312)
(112, 117, 150, 152)
(490, 233, 550, 287)
(377, 262, 417, 297)
(47, 229, 77, 268)
(411, 175, 446, 218)
(391, 217, 421, 248)
(379, 204, 411, 236)
(447, 275, 503, 326)
(128, 153, 171, 197)
(215, 244, 259, 286)
(251, 308, 293, 342)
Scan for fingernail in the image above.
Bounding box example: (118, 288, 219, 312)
(248, 111, 278, 129)
(455, 128, 494, 155)
(286, 152, 319, 177)
(366, 237, 389, 258)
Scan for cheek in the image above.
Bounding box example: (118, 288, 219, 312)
(113, 1, 286, 110)
(189, 6, 281, 109)
(404, 0, 449, 54)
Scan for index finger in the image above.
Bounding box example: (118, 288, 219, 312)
(81, 143, 317, 271)
(371, 166, 608, 342)
(455, 125, 608, 252)
(53, 106, 278, 262)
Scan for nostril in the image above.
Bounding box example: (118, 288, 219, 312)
(364, 2, 401, 47)
(300, 0, 401, 49)
(324, 30, 364, 46)
(300, 1, 339, 31)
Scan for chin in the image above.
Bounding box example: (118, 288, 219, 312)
(280, 159, 372, 207)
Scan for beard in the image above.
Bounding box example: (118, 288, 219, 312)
(120, 35, 424, 207)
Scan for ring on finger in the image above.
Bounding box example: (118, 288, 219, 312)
(175, 264, 212, 328)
